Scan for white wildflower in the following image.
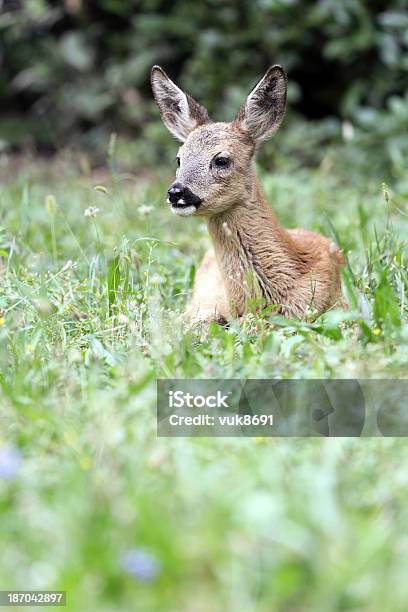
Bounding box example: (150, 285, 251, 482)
(84, 207, 100, 218)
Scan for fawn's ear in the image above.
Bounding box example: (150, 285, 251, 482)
(151, 65, 210, 142)
(234, 65, 287, 141)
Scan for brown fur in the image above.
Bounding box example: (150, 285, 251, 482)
(151, 64, 345, 324)
(187, 177, 344, 322)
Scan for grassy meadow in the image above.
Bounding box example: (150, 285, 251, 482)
(0, 142, 408, 611)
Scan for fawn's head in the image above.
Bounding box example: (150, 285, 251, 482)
(151, 65, 287, 217)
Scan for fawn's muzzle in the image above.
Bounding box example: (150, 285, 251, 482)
(167, 183, 202, 211)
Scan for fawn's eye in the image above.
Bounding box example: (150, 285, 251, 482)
(214, 156, 230, 168)
(176, 157, 180, 167)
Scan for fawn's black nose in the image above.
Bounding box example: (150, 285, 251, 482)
(167, 184, 185, 204)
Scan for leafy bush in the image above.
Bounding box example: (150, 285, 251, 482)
(1, 0, 408, 173)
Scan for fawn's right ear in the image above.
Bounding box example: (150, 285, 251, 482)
(151, 66, 210, 142)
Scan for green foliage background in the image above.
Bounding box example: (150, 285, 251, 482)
(1, 0, 408, 177)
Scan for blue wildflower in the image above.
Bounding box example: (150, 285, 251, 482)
(0, 445, 22, 480)
(120, 548, 161, 582)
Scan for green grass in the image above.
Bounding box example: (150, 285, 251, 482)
(0, 147, 407, 611)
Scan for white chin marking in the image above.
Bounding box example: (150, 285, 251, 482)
(171, 204, 196, 217)
(166, 197, 171, 204)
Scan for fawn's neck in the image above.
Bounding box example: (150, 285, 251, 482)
(206, 177, 303, 315)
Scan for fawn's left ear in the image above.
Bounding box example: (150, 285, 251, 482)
(151, 65, 210, 142)
(234, 65, 287, 141)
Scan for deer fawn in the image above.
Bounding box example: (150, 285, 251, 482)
(151, 64, 344, 324)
